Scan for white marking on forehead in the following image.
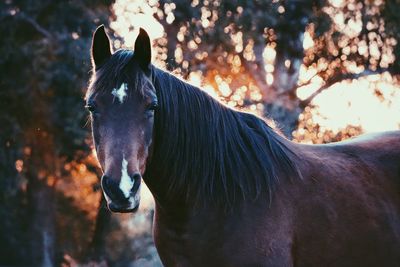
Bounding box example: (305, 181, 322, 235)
(119, 157, 134, 198)
(111, 83, 128, 104)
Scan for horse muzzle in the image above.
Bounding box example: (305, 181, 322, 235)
(101, 174, 141, 213)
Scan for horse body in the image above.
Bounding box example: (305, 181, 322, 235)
(152, 131, 400, 267)
(88, 26, 400, 267)
(153, 188, 294, 266)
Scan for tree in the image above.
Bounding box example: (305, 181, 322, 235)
(147, 0, 400, 137)
(0, 1, 112, 265)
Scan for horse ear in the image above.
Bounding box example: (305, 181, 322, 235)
(91, 25, 112, 69)
(134, 28, 152, 70)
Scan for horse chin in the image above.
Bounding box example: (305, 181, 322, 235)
(107, 196, 140, 213)
(108, 202, 139, 213)
(111, 205, 139, 213)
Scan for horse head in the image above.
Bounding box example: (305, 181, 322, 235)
(86, 26, 156, 213)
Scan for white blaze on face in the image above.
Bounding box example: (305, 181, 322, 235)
(119, 157, 134, 198)
(111, 83, 128, 103)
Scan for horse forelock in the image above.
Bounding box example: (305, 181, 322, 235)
(87, 49, 147, 101)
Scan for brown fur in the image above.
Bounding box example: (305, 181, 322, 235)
(153, 131, 400, 267)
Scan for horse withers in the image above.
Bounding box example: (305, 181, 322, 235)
(86, 25, 400, 267)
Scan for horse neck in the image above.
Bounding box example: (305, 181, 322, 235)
(144, 67, 300, 213)
(145, 68, 216, 208)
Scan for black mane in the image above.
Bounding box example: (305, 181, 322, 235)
(147, 67, 301, 206)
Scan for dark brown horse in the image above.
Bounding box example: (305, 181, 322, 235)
(86, 25, 400, 267)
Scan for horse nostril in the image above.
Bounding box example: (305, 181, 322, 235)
(101, 175, 125, 201)
(132, 173, 141, 182)
(131, 173, 142, 193)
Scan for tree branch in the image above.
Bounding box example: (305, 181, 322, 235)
(238, 52, 277, 103)
(278, 71, 319, 98)
(15, 12, 53, 39)
(300, 67, 394, 108)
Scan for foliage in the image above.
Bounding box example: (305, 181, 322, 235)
(293, 107, 364, 144)
(0, 0, 112, 265)
(144, 0, 400, 135)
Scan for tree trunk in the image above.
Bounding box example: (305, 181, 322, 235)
(85, 196, 112, 262)
(27, 175, 56, 267)
(267, 38, 304, 137)
(164, 24, 178, 71)
(262, 1, 312, 138)
(264, 102, 303, 138)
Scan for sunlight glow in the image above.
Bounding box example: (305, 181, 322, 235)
(312, 75, 400, 133)
(111, 0, 163, 48)
(329, 0, 344, 8)
(15, 160, 23, 173)
(303, 31, 314, 50)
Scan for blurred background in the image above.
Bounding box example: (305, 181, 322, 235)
(1, 0, 399, 266)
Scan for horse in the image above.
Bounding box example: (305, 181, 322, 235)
(86, 25, 400, 267)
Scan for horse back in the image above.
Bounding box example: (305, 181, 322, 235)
(329, 130, 400, 187)
(292, 130, 400, 267)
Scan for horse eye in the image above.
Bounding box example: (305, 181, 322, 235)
(85, 104, 96, 113)
(147, 102, 158, 111)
